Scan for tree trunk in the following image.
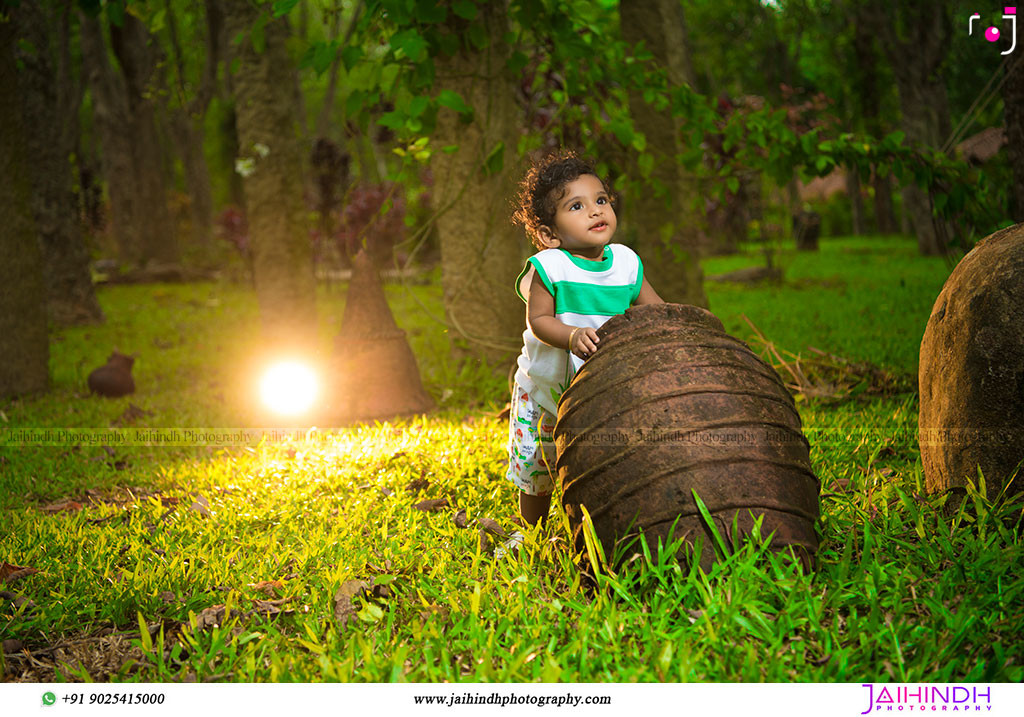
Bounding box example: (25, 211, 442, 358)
(224, 0, 317, 354)
(0, 23, 49, 397)
(80, 13, 138, 264)
(169, 113, 215, 247)
(430, 4, 524, 362)
(847, 169, 865, 235)
(893, 79, 951, 254)
(164, 0, 218, 249)
(851, 7, 898, 235)
(873, 170, 898, 234)
(13, 1, 104, 326)
(1002, 54, 1024, 223)
(619, 0, 707, 307)
(109, 13, 178, 267)
(870, 0, 953, 254)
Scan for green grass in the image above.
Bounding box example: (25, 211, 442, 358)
(1, 236, 1022, 682)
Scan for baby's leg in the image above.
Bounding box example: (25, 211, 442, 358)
(506, 385, 556, 526)
(520, 491, 552, 526)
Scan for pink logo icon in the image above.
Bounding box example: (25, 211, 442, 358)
(970, 8, 1018, 54)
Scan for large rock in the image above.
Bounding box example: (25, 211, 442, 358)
(919, 223, 1024, 501)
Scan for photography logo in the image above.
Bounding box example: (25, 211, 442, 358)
(859, 684, 993, 713)
(970, 8, 1017, 54)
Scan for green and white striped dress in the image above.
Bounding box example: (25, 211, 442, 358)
(514, 243, 644, 415)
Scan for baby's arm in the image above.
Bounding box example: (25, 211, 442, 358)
(527, 278, 599, 358)
(633, 277, 664, 305)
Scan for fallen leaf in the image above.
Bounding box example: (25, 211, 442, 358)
(41, 500, 83, 514)
(193, 604, 228, 630)
(333, 580, 368, 629)
(0, 562, 39, 584)
(87, 514, 117, 527)
(478, 518, 507, 537)
(452, 509, 468, 529)
(2, 639, 23, 653)
(0, 590, 36, 611)
(412, 498, 448, 512)
(188, 495, 211, 517)
(405, 478, 430, 493)
(478, 529, 491, 552)
(249, 580, 283, 595)
(252, 598, 292, 618)
(379, 487, 394, 497)
(369, 577, 393, 600)
(158, 591, 178, 604)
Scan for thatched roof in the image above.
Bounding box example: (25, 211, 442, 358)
(956, 126, 1006, 164)
(798, 169, 847, 202)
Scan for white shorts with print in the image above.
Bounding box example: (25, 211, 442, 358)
(506, 379, 557, 496)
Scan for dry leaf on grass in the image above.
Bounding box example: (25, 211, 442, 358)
(41, 500, 83, 514)
(477, 518, 506, 538)
(252, 598, 293, 618)
(249, 580, 284, 595)
(3, 638, 24, 654)
(1, 590, 37, 611)
(405, 478, 430, 493)
(188, 495, 211, 517)
(478, 529, 492, 552)
(333, 580, 368, 629)
(452, 509, 468, 529)
(0, 562, 39, 584)
(412, 498, 449, 512)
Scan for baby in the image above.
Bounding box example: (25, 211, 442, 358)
(507, 152, 663, 530)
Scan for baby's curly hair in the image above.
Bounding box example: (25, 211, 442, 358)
(513, 151, 613, 250)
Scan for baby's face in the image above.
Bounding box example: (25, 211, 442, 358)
(545, 174, 616, 260)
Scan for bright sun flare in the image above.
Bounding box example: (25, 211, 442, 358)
(259, 361, 319, 415)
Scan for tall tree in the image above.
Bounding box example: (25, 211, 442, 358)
(13, 1, 103, 325)
(80, 9, 178, 267)
(430, 4, 524, 362)
(868, 0, 954, 254)
(0, 18, 49, 398)
(619, 0, 707, 307)
(224, 0, 317, 353)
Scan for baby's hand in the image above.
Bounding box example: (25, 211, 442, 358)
(570, 326, 600, 359)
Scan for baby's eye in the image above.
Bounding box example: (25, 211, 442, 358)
(597, 196, 608, 205)
(570, 201, 582, 210)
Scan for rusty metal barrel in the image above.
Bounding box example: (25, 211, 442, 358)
(554, 303, 820, 571)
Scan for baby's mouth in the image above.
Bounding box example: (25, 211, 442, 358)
(589, 221, 608, 231)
